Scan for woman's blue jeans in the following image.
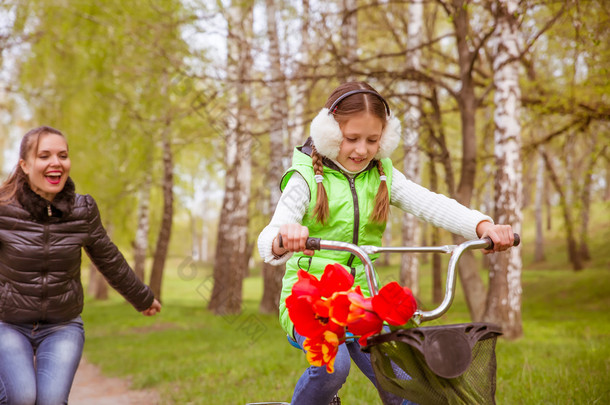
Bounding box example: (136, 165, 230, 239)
(0, 316, 85, 405)
(291, 330, 411, 405)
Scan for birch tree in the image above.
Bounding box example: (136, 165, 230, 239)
(209, 0, 254, 315)
(483, 0, 523, 339)
(289, 0, 312, 150)
(133, 175, 152, 280)
(534, 149, 545, 262)
(259, 0, 288, 314)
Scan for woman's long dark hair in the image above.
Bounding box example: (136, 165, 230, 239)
(0, 126, 65, 205)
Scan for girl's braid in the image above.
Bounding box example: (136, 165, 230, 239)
(370, 159, 390, 223)
(311, 145, 329, 224)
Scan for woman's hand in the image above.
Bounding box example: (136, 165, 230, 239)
(272, 223, 314, 257)
(476, 221, 515, 253)
(141, 299, 162, 316)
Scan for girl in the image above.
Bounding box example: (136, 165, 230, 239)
(257, 82, 514, 405)
(0, 126, 161, 405)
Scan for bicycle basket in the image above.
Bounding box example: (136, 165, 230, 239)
(364, 322, 502, 405)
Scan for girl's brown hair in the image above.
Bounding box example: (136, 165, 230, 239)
(0, 126, 65, 205)
(311, 82, 390, 224)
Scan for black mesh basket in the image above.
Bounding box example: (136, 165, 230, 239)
(364, 322, 502, 405)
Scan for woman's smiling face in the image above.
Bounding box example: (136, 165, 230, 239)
(19, 133, 71, 201)
(336, 112, 383, 172)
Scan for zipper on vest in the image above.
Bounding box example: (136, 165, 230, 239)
(345, 175, 359, 272)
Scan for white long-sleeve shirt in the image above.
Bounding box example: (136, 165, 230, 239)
(257, 167, 493, 265)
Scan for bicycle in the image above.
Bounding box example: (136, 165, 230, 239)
(248, 234, 519, 405)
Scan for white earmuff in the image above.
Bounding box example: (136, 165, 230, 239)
(376, 115, 401, 159)
(309, 108, 343, 160)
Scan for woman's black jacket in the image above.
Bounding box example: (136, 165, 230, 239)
(0, 179, 155, 324)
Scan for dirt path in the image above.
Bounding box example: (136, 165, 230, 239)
(69, 357, 160, 405)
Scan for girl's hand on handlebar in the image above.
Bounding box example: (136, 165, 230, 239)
(476, 222, 515, 253)
(273, 223, 314, 256)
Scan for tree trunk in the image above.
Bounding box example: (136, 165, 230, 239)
(541, 150, 583, 271)
(419, 223, 429, 265)
(430, 88, 456, 196)
(545, 171, 552, 231)
(149, 127, 174, 300)
(133, 174, 151, 281)
(259, 0, 287, 315)
(208, 1, 253, 315)
(605, 158, 610, 201)
(399, 0, 424, 297)
(481, 162, 493, 270)
(534, 150, 545, 262)
(450, 0, 487, 321)
(379, 223, 392, 266)
(453, 3, 478, 208)
(564, 134, 574, 206)
(400, 214, 420, 295)
(428, 160, 443, 304)
(340, 0, 357, 81)
(427, 86, 453, 304)
(483, 0, 524, 340)
(289, 0, 311, 151)
(578, 134, 600, 261)
(200, 181, 212, 263)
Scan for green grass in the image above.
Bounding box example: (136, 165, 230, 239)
(81, 202, 610, 404)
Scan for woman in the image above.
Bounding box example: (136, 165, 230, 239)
(0, 126, 161, 405)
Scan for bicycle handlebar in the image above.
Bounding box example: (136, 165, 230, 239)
(278, 233, 520, 323)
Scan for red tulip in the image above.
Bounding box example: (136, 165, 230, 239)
(303, 330, 341, 373)
(290, 269, 322, 299)
(347, 309, 383, 346)
(318, 263, 354, 297)
(371, 281, 417, 326)
(339, 286, 384, 345)
(328, 291, 364, 326)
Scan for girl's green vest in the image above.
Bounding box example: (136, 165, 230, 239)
(278, 147, 393, 335)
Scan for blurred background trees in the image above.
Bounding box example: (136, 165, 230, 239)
(0, 0, 608, 339)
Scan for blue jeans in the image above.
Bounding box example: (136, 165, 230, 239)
(0, 316, 85, 405)
(291, 330, 412, 405)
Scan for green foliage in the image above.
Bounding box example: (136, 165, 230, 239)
(15, 0, 215, 248)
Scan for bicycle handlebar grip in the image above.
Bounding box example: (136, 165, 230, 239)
(484, 233, 521, 250)
(305, 237, 321, 251)
(514, 233, 521, 246)
(277, 235, 321, 251)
